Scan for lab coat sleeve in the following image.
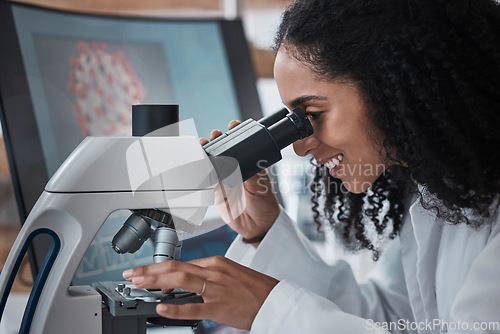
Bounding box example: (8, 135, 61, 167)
(226, 208, 414, 333)
(449, 217, 500, 329)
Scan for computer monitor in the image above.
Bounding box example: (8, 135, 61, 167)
(0, 0, 263, 283)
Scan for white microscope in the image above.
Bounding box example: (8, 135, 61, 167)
(0, 104, 313, 334)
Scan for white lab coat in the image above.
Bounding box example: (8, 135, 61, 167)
(225, 196, 500, 333)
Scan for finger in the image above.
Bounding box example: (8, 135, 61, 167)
(187, 256, 235, 275)
(156, 302, 215, 321)
(228, 120, 241, 130)
(132, 270, 207, 295)
(123, 260, 204, 280)
(188, 256, 255, 277)
(187, 255, 234, 269)
(209, 129, 223, 141)
(199, 137, 209, 146)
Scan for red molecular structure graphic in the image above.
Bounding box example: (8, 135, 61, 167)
(68, 41, 146, 136)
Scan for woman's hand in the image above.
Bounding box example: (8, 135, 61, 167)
(123, 256, 279, 330)
(200, 120, 280, 246)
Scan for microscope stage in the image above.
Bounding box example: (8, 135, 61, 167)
(93, 281, 203, 317)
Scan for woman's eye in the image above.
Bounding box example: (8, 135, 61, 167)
(305, 111, 322, 120)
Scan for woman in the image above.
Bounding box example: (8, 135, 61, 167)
(123, 0, 500, 332)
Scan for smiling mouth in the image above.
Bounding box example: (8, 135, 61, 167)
(319, 154, 344, 170)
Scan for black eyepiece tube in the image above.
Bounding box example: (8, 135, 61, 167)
(257, 107, 289, 128)
(203, 107, 313, 182)
(132, 104, 179, 136)
(267, 108, 313, 149)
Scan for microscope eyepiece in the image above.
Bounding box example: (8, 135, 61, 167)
(267, 108, 313, 150)
(257, 107, 289, 128)
(203, 107, 314, 182)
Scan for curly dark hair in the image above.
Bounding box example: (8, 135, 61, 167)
(274, 0, 500, 259)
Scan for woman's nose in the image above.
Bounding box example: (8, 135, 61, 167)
(293, 134, 319, 157)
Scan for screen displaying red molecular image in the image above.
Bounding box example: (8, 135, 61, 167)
(68, 41, 146, 137)
(8, 4, 245, 180)
(33, 34, 173, 175)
